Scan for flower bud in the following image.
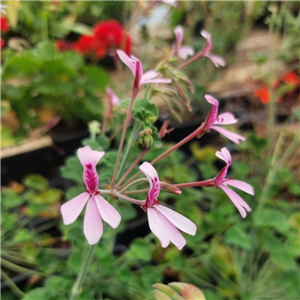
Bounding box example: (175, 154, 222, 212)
(139, 128, 154, 148)
(160, 182, 182, 195)
(177, 85, 192, 112)
(88, 120, 101, 135)
(152, 282, 206, 300)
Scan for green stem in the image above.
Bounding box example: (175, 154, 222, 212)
(1, 269, 26, 298)
(69, 245, 95, 300)
(0, 258, 44, 276)
(144, 84, 151, 99)
(117, 122, 141, 180)
(258, 130, 285, 210)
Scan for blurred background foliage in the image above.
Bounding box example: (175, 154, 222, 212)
(1, 1, 299, 300)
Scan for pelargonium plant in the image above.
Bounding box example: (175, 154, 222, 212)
(60, 22, 254, 300)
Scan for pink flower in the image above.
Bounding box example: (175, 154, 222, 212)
(106, 88, 120, 106)
(200, 30, 226, 68)
(173, 26, 194, 60)
(60, 146, 121, 245)
(116, 50, 172, 89)
(214, 148, 254, 218)
(204, 94, 246, 144)
(139, 162, 196, 250)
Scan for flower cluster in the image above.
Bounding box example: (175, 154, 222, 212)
(56, 20, 132, 60)
(60, 29, 254, 250)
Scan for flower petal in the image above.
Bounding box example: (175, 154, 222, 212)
(154, 207, 186, 250)
(205, 94, 219, 106)
(60, 192, 89, 225)
(226, 179, 254, 195)
(215, 147, 231, 166)
(210, 125, 246, 144)
(148, 207, 170, 248)
(178, 46, 194, 60)
(206, 53, 226, 68)
(106, 88, 120, 106)
(77, 146, 104, 167)
(116, 49, 135, 76)
(139, 162, 160, 200)
(141, 77, 172, 85)
(200, 30, 212, 55)
(174, 25, 183, 50)
(141, 70, 159, 82)
(156, 204, 196, 235)
(219, 184, 251, 218)
(94, 195, 121, 229)
(214, 112, 238, 125)
(84, 197, 103, 245)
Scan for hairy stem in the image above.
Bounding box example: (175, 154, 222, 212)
(112, 189, 145, 206)
(116, 148, 150, 188)
(111, 89, 138, 188)
(174, 178, 215, 188)
(120, 122, 207, 190)
(70, 245, 95, 300)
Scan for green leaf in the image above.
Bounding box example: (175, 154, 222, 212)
(34, 189, 62, 204)
(280, 270, 300, 298)
(22, 287, 54, 300)
(13, 229, 33, 243)
(32, 41, 57, 61)
(1, 189, 24, 208)
(71, 23, 93, 35)
(62, 51, 84, 70)
(60, 157, 83, 183)
(82, 65, 108, 91)
(126, 238, 151, 262)
(253, 208, 290, 234)
(288, 182, 300, 197)
(82, 135, 110, 151)
(225, 225, 252, 250)
(23, 174, 48, 191)
(270, 246, 297, 271)
(119, 98, 159, 119)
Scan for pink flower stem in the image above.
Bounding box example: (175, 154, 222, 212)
(110, 87, 138, 188)
(174, 178, 215, 188)
(112, 189, 145, 206)
(119, 122, 207, 190)
(124, 189, 149, 195)
(177, 50, 204, 70)
(115, 148, 150, 188)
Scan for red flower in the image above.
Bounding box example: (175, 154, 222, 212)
(281, 71, 300, 86)
(254, 82, 270, 104)
(1, 37, 5, 49)
(57, 19, 132, 60)
(1, 16, 9, 33)
(254, 71, 300, 104)
(56, 40, 77, 51)
(75, 35, 106, 58)
(94, 20, 124, 48)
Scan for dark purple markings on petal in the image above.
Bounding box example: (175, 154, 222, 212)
(147, 177, 160, 205)
(84, 164, 99, 194)
(216, 117, 224, 124)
